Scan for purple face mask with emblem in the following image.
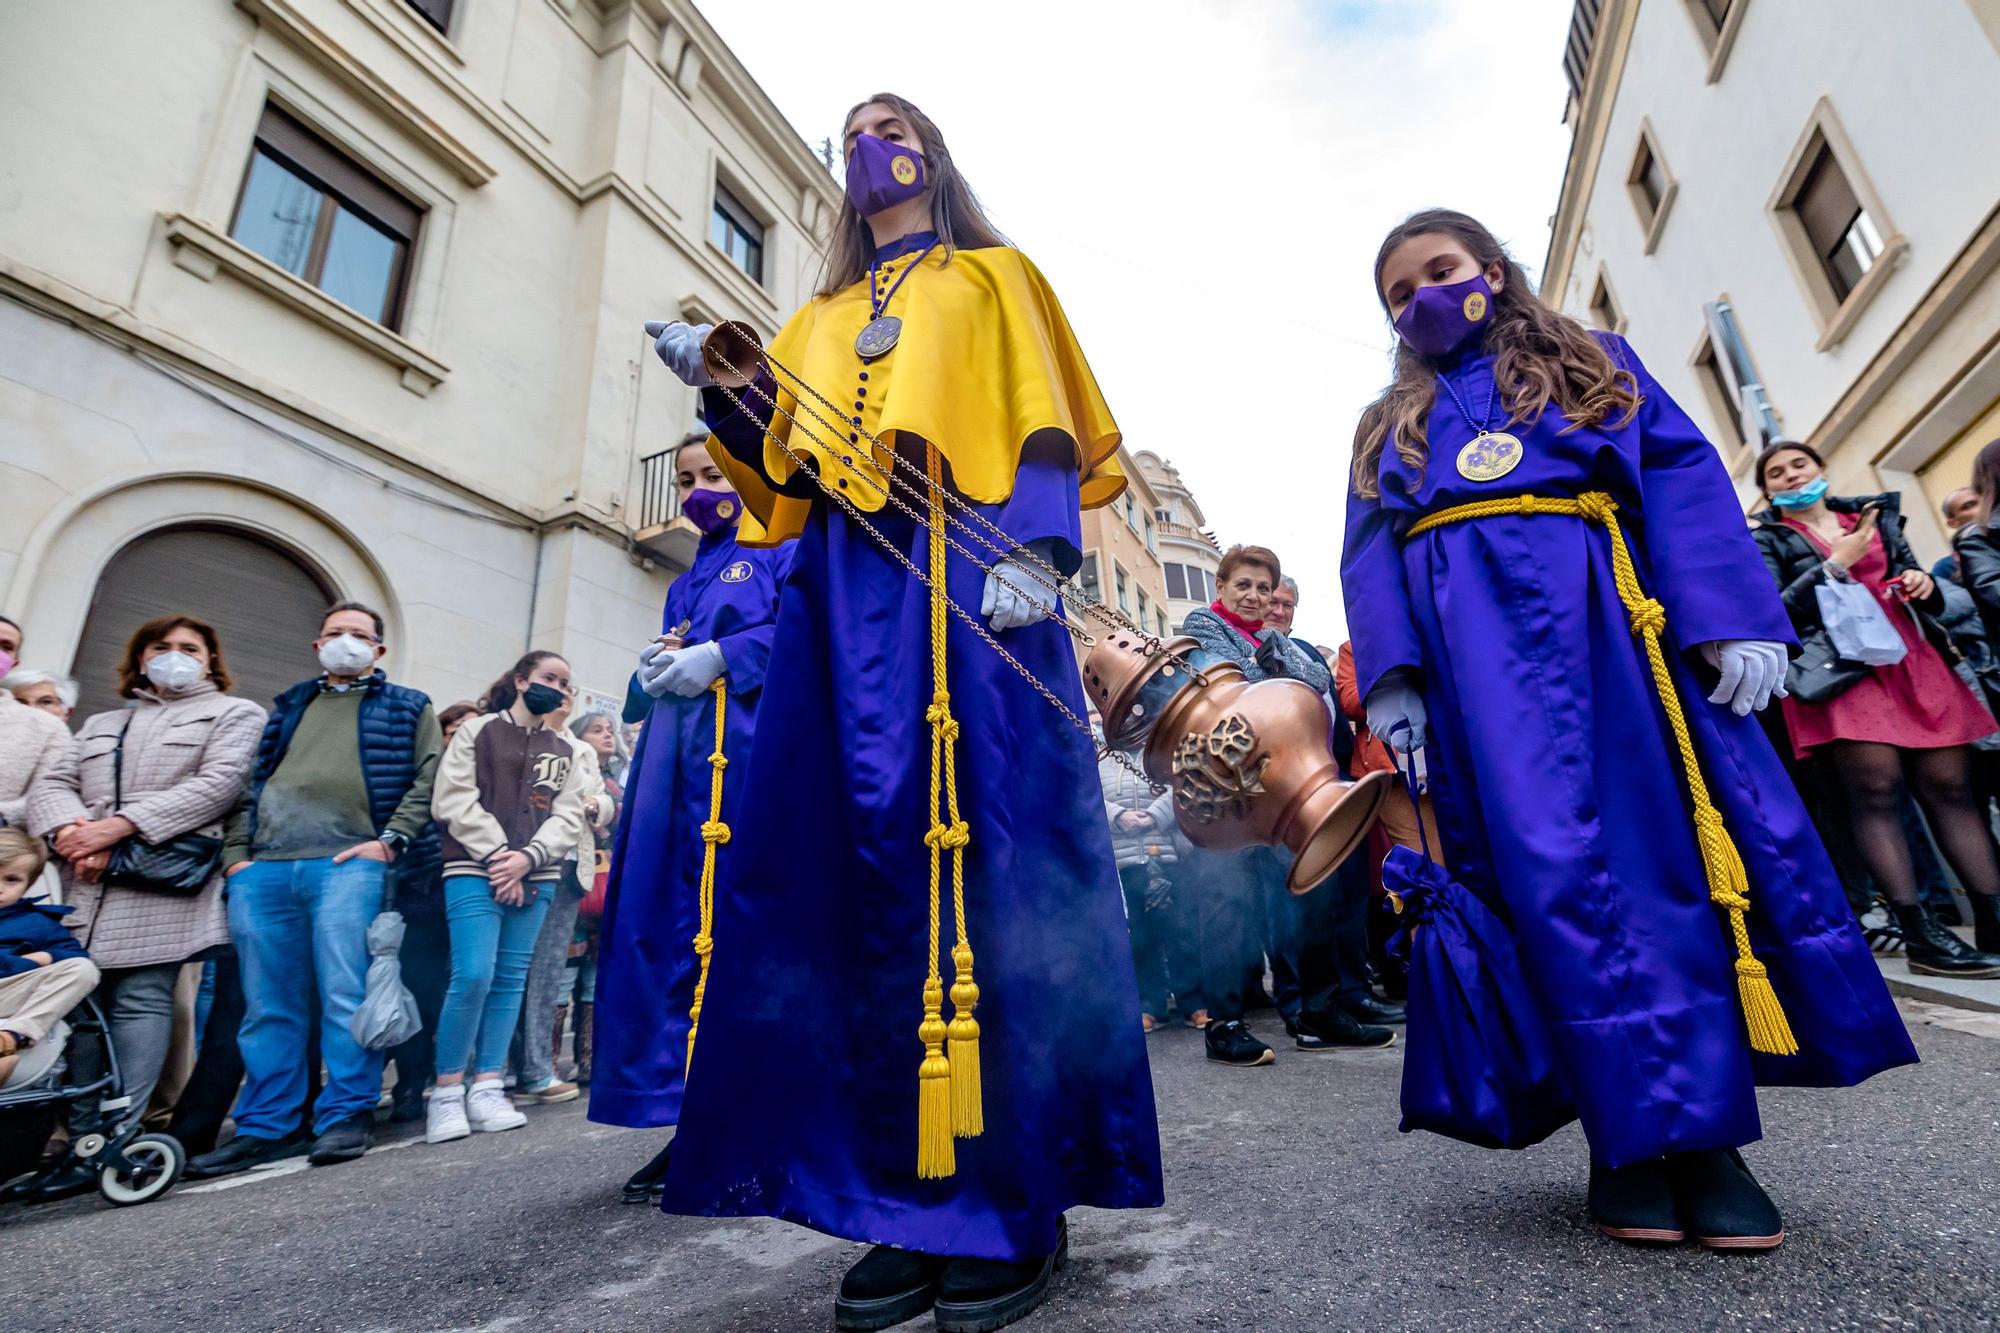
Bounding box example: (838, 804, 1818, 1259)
(681, 487, 740, 535)
(845, 133, 926, 216)
(1393, 272, 1496, 361)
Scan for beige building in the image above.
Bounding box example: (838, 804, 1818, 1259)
(1542, 0, 2000, 561)
(0, 0, 838, 717)
(1078, 445, 1170, 643)
(1134, 450, 1223, 630)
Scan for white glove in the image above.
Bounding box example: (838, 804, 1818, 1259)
(1700, 639, 1789, 716)
(644, 320, 713, 388)
(1364, 671, 1427, 756)
(658, 640, 727, 698)
(637, 640, 674, 698)
(980, 557, 1058, 632)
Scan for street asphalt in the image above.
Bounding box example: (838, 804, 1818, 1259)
(3, 999, 1995, 1333)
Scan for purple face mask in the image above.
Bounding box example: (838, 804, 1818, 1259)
(681, 487, 740, 535)
(1393, 272, 1495, 361)
(845, 133, 926, 217)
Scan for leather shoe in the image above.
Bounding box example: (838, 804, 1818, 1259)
(1667, 1148, 1783, 1251)
(1338, 992, 1408, 1025)
(622, 1140, 673, 1204)
(9, 1158, 97, 1204)
(934, 1217, 1068, 1333)
(1588, 1157, 1683, 1244)
(834, 1245, 950, 1330)
(186, 1131, 311, 1179)
(308, 1113, 373, 1165)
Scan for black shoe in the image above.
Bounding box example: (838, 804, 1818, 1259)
(1897, 904, 2000, 978)
(1294, 1008, 1396, 1052)
(1972, 893, 2000, 955)
(390, 1088, 427, 1123)
(1338, 992, 1408, 1025)
(622, 1140, 674, 1204)
(1588, 1158, 1684, 1244)
(934, 1217, 1068, 1333)
(308, 1113, 373, 1165)
(1204, 1019, 1275, 1067)
(11, 1159, 98, 1204)
(186, 1131, 311, 1179)
(834, 1245, 951, 1331)
(1667, 1148, 1783, 1251)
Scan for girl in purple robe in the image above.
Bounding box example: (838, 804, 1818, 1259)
(588, 436, 790, 1200)
(641, 94, 1161, 1332)
(1341, 210, 1916, 1252)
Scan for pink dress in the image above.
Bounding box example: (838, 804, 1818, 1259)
(1780, 513, 1996, 758)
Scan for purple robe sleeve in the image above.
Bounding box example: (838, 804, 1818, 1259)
(1340, 483, 1425, 704)
(1609, 335, 1798, 650)
(715, 545, 792, 700)
(702, 370, 821, 497)
(997, 447, 1084, 575)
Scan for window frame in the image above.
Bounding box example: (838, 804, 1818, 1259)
(709, 178, 768, 286)
(1164, 562, 1188, 601)
(1686, 295, 1775, 476)
(228, 105, 421, 330)
(1624, 119, 1679, 256)
(403, 0, 453, 34)
(1765, 97, 1907, 351)
(1114, 561, 1131, 614)
(1680, 0, 1750, 83)
(1587, 263, 1628, 335)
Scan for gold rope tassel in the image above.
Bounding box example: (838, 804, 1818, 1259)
(684, 679, 731, 1076)
(1408, 491, 1798, 1056)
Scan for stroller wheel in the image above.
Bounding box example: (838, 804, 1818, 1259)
(98, 1133, 185, 1207)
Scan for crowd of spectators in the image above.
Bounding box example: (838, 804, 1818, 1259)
(0, 603, 629, 1201)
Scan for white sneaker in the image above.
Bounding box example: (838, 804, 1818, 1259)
(465, 1078, 527, 1133)
(426, 1086, 470, 1143)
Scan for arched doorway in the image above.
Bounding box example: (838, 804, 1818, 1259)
(70, 525, 334, 719)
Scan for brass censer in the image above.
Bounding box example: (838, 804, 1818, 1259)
(1083, 632, 1391, 895)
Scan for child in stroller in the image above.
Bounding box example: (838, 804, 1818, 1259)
(0, 829, 185, 1205)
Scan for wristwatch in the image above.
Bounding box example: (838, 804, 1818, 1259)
(377, 829, 409, 860)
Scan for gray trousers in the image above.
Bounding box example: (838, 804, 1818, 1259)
(68, 962, 180, 1133)
(516, 879, 585, 1087)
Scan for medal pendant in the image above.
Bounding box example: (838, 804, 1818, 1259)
(1456, 431, 1523, 483)
(855, 315, 902, 359)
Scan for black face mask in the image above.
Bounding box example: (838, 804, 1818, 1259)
(521, 682, 565, 716)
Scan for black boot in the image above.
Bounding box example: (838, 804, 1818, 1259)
(834, 1245, 951, 1331)
(1587, 1158, 1683, 1244)
(1971, 893, 2000, 955)
(1666, 1148, 1783, 1251)
(934, 1217, 1068, 1333)
(1896, 903, 2000, 978)
(621, 1139, 674, 1204)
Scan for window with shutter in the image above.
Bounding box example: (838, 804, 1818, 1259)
(1164, 563, 1188, 600)
(1767, 102, 1902, 343)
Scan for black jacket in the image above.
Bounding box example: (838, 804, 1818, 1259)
(1954, 519, 2000, 651)
(1749, 491, 1954, 662)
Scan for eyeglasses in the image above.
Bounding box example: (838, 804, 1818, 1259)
(319, 632, 382, 646)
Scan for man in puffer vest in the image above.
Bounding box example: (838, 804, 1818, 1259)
(190, 601, 441, 1175)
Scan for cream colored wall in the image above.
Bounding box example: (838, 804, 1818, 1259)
(0, 0, 837, 703)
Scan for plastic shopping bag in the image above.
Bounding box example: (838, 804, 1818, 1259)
(1815, 580, 1907, 667)
(350, 910, 422, 1050)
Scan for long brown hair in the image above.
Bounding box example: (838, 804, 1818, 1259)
(480, 650, 564, 714)
(1970, 437, 2000, 525)
(115, 613, 233, 699)
(1351, 209, 1640, 499)
(818, 93, 1009, 297)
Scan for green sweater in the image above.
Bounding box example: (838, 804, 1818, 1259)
(222, 687, 441, 864)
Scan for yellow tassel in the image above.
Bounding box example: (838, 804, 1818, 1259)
(916, 979, 955, 1178)
(682, 680, 730, 1080)
(948, 942, 983, 1137)
(1735, 956, 1799, 1056)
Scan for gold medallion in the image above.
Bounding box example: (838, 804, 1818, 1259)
(1456, 431, 1523, 482)
(891, 154, 918, 186)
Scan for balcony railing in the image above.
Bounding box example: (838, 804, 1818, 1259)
(637, 447, 682, 530)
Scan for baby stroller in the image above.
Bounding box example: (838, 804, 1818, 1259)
(0, 997, 186, 1206)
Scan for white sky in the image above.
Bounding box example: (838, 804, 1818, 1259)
(700, 0, 1579, 647)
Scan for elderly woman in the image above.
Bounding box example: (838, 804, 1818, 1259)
(1175, 546, 1394, 1068)
(16, 614, 264, 1202)
(1, 669, 78, 726)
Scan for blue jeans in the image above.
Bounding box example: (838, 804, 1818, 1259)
(435, 875, 551, 1079)
(228, 856, 387, 1138)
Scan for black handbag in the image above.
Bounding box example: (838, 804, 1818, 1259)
(102, 712, 221, 896)
(1786, 627, 1868, 705)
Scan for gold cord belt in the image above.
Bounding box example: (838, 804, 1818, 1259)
(1408, 491, 1799, 1056)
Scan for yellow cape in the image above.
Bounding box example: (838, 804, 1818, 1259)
(709, 246, 1125, 547)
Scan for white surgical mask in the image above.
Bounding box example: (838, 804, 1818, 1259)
(318, 633, 378, 677)
(144, 651, 205, 692)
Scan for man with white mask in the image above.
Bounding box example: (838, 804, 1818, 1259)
(190, 602, 442, 1176)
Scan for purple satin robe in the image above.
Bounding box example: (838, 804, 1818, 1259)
(1341, 333, 1917, 1168)
(589, 526, 790, 1128)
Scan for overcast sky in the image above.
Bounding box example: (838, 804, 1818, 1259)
(700, 0, 1578, 646)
